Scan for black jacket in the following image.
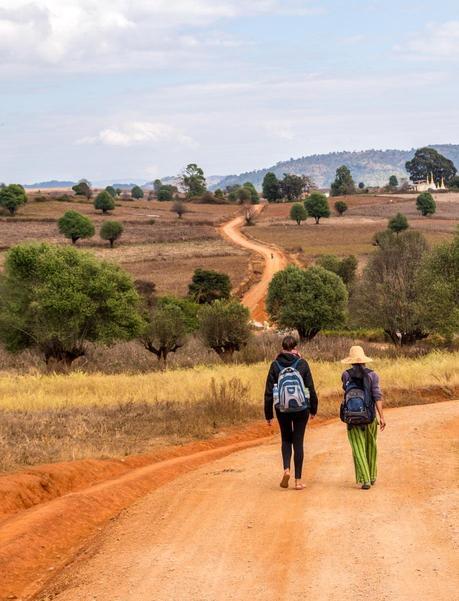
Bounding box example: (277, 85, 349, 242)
(264, 352, 318, 420)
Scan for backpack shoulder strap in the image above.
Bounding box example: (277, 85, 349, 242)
(292, 358, 301, 370)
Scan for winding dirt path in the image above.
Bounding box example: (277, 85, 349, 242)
(220, 205, 288, 322)
(43, 401, 458, 601)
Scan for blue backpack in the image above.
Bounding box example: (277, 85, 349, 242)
(274, 359, 310, 413)
(340, 368, 375, 426)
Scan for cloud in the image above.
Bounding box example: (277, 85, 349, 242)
(396, 20, 459, 60)
(78, 121, 196, 147)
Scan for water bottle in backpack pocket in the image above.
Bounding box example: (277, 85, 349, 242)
(340, 369, 375, 426)
(275, 359, 310, 413)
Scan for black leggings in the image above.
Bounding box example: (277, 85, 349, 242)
(276, 409, 309, 479)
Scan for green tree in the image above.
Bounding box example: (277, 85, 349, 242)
(214, 188, 224, 199)
(153, 179, 163, 194)
(94, 190, 115, 214)
(105, 185, 117, 198)
(353, 230, 429, 345)
(58, 211, 95, 244)
(72, 180, 92, 199)
(280, 174, 309, 201)
(198, 299, 251, 360)
(131, 185, 144, 199)
(316, 255, 357, 288)
(449, 175, 459, 189)
(330, 165, 356, 196)
(157, 295, 200, 333)
(237, 187, 251, 204)
(304, 192, 330, 224)
(388, 213, 409, 234)
(188, 268, 231, 304)
(389, 175, 399, 188)
(157, 186, 174, 201)
(267, 265, 348, 340)
(243, 182, 260, 204)
(100, 220, 123, 248)
(406, 147, 457, 186)
(0, 184, 27, 215)
(416, 192, 436, 217)
(290, 202, 308, 225)
(141, 302, 188, 362)
(0, 243, 144, 365)
(262, 172, 282, 202)
(181, 163, 207, 198)
(334, 200, 348, 216)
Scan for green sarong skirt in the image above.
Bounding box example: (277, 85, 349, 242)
(347, 419, 378, 484)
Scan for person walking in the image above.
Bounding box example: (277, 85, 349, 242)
(340, 346, 386, 490)
(264, 335, 318, 490)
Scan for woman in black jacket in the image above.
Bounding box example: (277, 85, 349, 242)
(264, 335, 318, 490)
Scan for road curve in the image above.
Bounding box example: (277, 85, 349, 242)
(220, 205, 288, 322)
(46, 401, 459, 601)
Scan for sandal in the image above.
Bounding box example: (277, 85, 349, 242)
(280, 472, 290, 488)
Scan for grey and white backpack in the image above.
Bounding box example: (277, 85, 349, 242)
(274, 359, 310, 413)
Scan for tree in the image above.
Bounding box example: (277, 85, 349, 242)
(100, 220, 123, 248)
(262, 172, 282, 202)
(330, 165, 356, 196)
(141, 302, 188, 362)
(406, 147, 457, 186)
(0, 243, 144, 365)
(0, 184, 27, 215)
(304, 192, 330, 224)
(153, 179, 163, 194)
(237, 187, 251, 204)
(157, 186, 174, 201)
(449, 176, 459, 189)
(105, 185, 117, 198)
(172, 200, 187, 218)
(290, 202, 308, 225)
(416, 229, 459, 339)
(94, 190, 115, 214)
(389, 175, 399, 188)
(58, 211, 95, 244)
(316, 254, 357, 288)
(352, 230, 429, 345)
(334, 200, 348, 216)
(416, 192, 436, 217)
(280, 174, 308, 201)
(158, 295, 200, 333)
(181, 163, 207, 198)
(388, 213, 409, 234)
(214, 188, 224, 199)
(243, 182, 260, 204)
(131, 185, 144, 199)
(198, 299, 251, 360)
(188, 268, 231, 304)
(72, 180, 92, 199)
(267, 265, 348, 340)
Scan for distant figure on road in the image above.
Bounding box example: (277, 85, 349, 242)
(264, 335, 318, 490)
(340, 346, 386, 490)
(271, 252, 274, 259)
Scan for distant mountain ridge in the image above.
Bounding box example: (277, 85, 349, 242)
(23, 180, 76, 189)
(215, 144, 459, 190)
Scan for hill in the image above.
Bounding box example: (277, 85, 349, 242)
(23, 180, 76, 189)
(215, 144, 459, 190)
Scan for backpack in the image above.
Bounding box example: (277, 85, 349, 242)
(340, 368, 375, 426)
(274, 359, 310, 413)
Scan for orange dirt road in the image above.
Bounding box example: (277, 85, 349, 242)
(220, 206, 288, 322)
(45, 401, 458, 601)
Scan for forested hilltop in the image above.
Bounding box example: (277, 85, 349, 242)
(216, 144, 459, 189)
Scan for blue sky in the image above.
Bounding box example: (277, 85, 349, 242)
(0, 0, 458, 183)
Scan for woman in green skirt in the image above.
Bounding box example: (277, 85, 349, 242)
(341, 346, 386, 490)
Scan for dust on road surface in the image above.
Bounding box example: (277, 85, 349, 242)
(45, 401, 458, 601)
(220, 206, 288, 322)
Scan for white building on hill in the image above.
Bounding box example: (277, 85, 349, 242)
(414, 172, 447, 192)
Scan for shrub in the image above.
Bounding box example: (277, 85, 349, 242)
(58, 211, 95, 244)
(105, 185, 117, 198)
(0, 184, 27, 215)
(188, 268, 231, 304)
(416, 192, 436, 217)
(172, 200, 188, 218)
(141, 303, 188, 362)
(290, 202, 308, 225)
(304, 192, 330, 224)
(334, 200, 348, 216)
(94, 190, 115, 213)
(100, 220, 124, 248)
(198, 299, 251, 360)
(131, 185, 144, 199)
(388, 213, 409, 234)
(72, 180, 92, 199)
(157, 186, 173, 201)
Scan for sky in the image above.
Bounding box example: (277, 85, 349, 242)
(0, 0, 458, 184)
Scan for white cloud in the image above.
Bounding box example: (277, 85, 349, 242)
(396, 20, 459, 59)
(78, 121, 196, 147)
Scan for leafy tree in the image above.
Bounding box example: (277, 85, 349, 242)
(157, 186, 174, 201)
(131, 185, 144, 199)
(416, 192, 436, 217)
(181, 163, 207, 198)
(172, 199, 188, 218)
(105, 185, 117, 198)
(214, 188, 224, 199)
(262, 172, 282, 202)
(58, 211, 95, 244)
(405, 147, 457, 186)
(157, 295, 200, 333)
(304, 192, 330, 224)
(237, 187, 251, 204)
(267, 265, 348, 340)
(100, 220, 123, 248)
(449, 175, 459, 189)
(72, 180, 92, 199)
(388, 213, 409, 234)
(316, 254, 357, 287)
(352, 230, 429, 345)
(94, 190, 115, 214)
(280, 173, 308, 201)
(416, 229, 459, 339)
(334, 200, 348, 216)
(290, 202, 308, 225)
(141, 302, 188, 362)
(153, 179, 163, 194)
(389, 175, 399, 188)
(0, 243, 144, 365)
(115, 187, 122, 196)
(0, 184, 27, 215)
(188, 268, 231, 304)
(330, 165, 356, 196)
(198, 299, 251, 360)
(243, 182, 260, 204)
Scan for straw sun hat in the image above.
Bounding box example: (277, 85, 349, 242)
(341, 345, 373, 364)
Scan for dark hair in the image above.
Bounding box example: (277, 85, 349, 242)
(351, 363, 366, 378)
(282, 335, 298, 351)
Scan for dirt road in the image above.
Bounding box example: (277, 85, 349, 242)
(220, 206, 288, 322)
(46, 401, 458, 601)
